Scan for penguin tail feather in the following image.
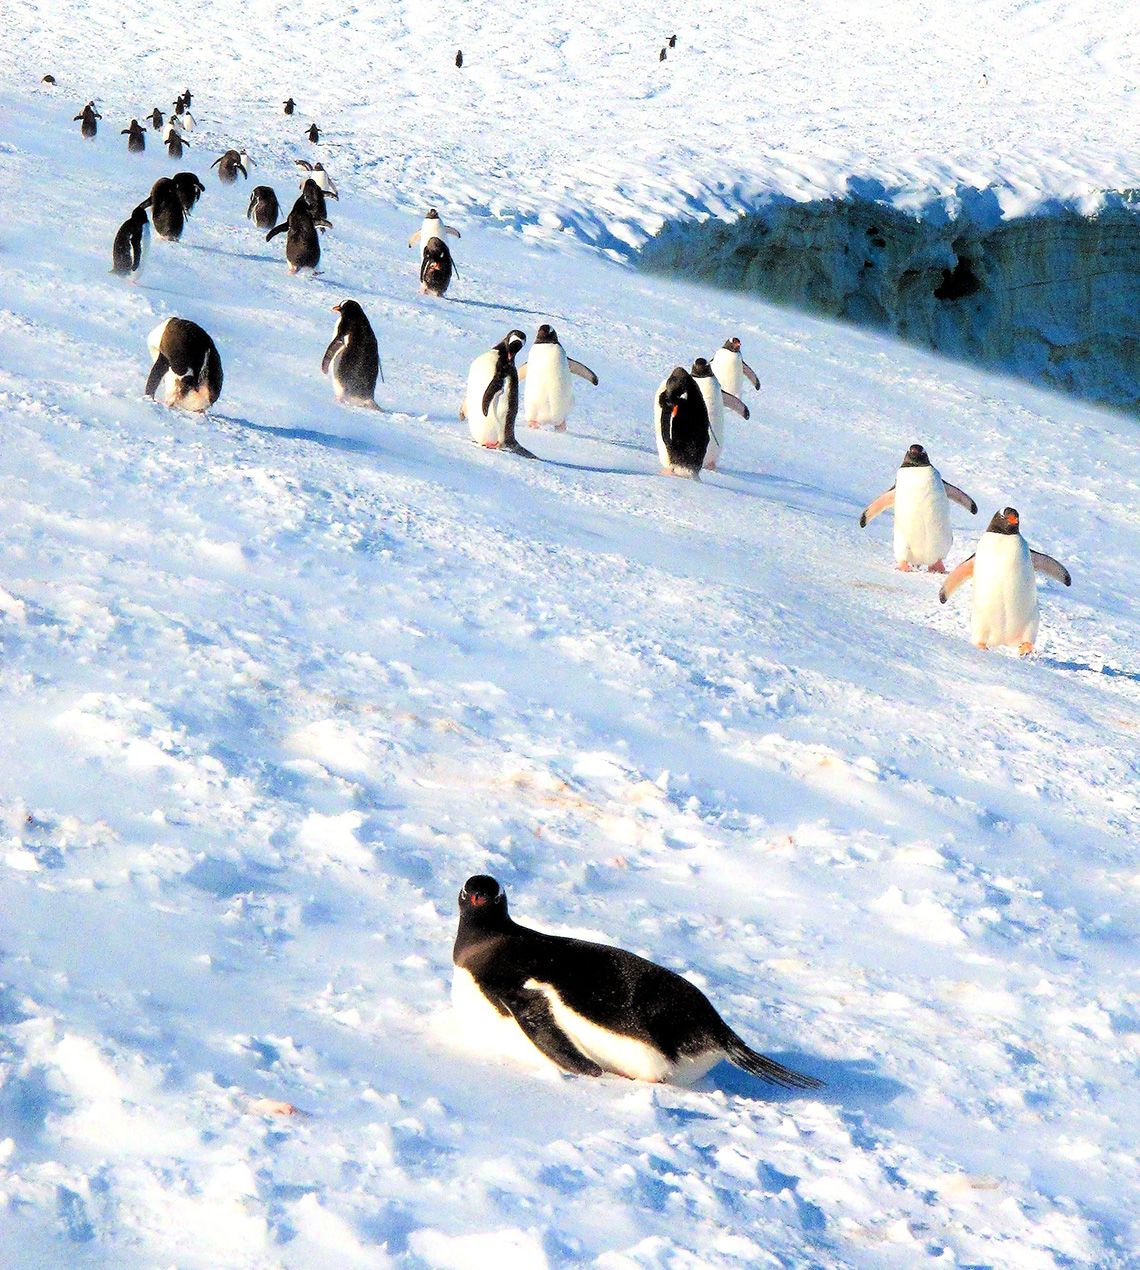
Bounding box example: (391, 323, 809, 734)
(722, 1034, 823, 1090)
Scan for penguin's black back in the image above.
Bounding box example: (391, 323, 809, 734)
(171, 171, 204, 213)
(148, 177, 185, 240)
(247, 185, 280, 229)
(299, 178, 329, 220)
(420, 235, 454, 295)
(331, 302, 379, 397)
(659, 367, 709, 471)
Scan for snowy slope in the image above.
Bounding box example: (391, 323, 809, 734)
(1, 21, 1139, 1270)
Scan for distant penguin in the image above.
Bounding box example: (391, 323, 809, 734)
(654, 367, 709, 477)
(173, 109, 195, 132)
(111, 203, 150, 279)
(211, 149, 248, 183)
(174, 95, 186, 114)
(659, 47, 667, 61)
(710, 336, 760, 400)
(246, 186, 280, 230)
(460, 330, 535, 456)
(182, 88, 192, 107)
(149, 107, 164, 130)
(455, 50, 463, 68)
(860, 443, 977, 572)
(75, 102, 100, 139)
(521, 324, 598, 431)
(452, 875, 823, 1088)
(144, 177, 186, 241)
(299, 177, 336, 221)
(171, 171, 205, 215)
(669, 33, 677, 47)
(283, 97, 296, 115)
(163, 118, 181, 144)
(122, 119, 146, 152)
(322, 301, 382, 408)
(42, 74, 56, 85)
(689, 357, 748, 471)
(419, 236, 456, 296)
(408, 207, 461, 256)
(145, 318, 223, 413)
(295, 159, 337, 196)
(307, 122, 320, 143)
(939, 507, 1071, 654)
(266, 203, 328, 273)
(166, 132, 187, 159)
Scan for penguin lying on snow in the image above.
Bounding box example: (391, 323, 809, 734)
(419, 236, 456, 296)
(266, 203, 329, 274)
(144, 318, 222, 413)
(710, 336, 760, 399)
(171, 171, 205, 215)
(111, 203, 149, 278)
(654, 366, 709, 477)
(520, 324, 597, 431)
(939, 507, 1071, 654)
(409, 208, 460, 255)
(860, 443, 977, 572)
(460, 330, 535, 457)
(453, 876, 822, 1089)
(690, 357, 748, 470)
(322, 301, 382, 408)
(247, 186, 280, 230)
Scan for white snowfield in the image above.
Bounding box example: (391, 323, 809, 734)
(0, 6, 1138, 1266)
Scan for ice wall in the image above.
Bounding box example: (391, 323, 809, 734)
(638, 188, 1140, 413)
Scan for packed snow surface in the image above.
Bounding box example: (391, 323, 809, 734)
(2, 5, 1140, 1267)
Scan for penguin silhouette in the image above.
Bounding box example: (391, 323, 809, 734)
(283, 97, 295, 115)
(455, 50, 463, 68)
(307, 122, 320, 143)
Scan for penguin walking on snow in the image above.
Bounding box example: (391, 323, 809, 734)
(283, 97, 296, 115)
(521, 325, 598, 431)
(460, 330, 535, 456)
(455, 50, 463, 68)
(409, 208, 460, 257)
(322, 301, 382, 408)
(246, 186, 280, 230)
(710, 336, 760, 400)
(144, 177, 186, 241)
(166, 132, 188, 159)
(452, 876, 823, 1089)
(173, 109, 195, 132)
(171, 171, 205, 215)
(111, 203, 150, 279)
(860, 443, 977, 572)
(295, 160, 337, 196)
(419, 236, 456, 296)
(210, 149, 247, 183)
(122, 119, 146, 152)
(75, 102, 100, 139)
(939, 507, 1071, 654)
(690, 357, 748, 470)
(654, 367, 710, 477)
(149, 107, 164, 130)
(307, 122, 320, 143)
(145, 318, 223, 413)
(299, 177, 336, 221)
(266, 203, 329, 273)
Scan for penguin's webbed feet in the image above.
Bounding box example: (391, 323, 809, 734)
(896, 561, 912, 572)
(1018, 642, 1035, 657)
(929, 559, 946, 573)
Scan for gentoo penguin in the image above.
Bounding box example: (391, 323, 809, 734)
(419, 236, 456, 296)
(144, 318, 223, 413)
(689, 357, 748, 470)
(307, 122, 320, 143)
(144, 177, 185, 241)
(266, 203, 329, 273)
(322, 301, 382, 408)
(122, 119, 146, 152)
(299, 177, 336, 221)
(939, 508, 1071, 654)
(460, 330, 535, 456)
(173, 110, 195, 132)
(163, 118, 181, 144)
(521, 324, 598, 431)
(860, 443, 977, 572)
(669, 33, 677, 47)
(149, 107, 163, 130)
(171, 171, 205, 215)
(42, 74, 57, 85)
(75, 102, 100, 139)
(659, 47, 667, 61)
(211, 149, 247, 184)
(295, 159, 337, 195)
(283, 97, 295, 115)
(654, 367, 710, 477)
(452, 876, 822, 1089)
(111, 203, 150, 278)
(166, 132, 188, 159)
(246, 186, 280, 230)
(710, 336, 760, 400)
(408, 208, 460, 255)
(455, 50, 463, 68)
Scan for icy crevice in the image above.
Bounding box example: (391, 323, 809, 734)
(638, 188, 1140, 413)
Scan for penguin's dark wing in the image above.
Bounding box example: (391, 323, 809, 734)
(407, 229, 421, 248)
(939, 555, 975, 604)
(1030, 550, 1072, 586)
(294, 159, 314, 170)
(444, 225, 461, 238)
(210, 155, 222, 168)
(859, 487, 895, 527)
(237, 162, 248, 179)
(944, 483, 978, 514)
(567, 358, 598, 385)
(265, 222, 288, 241)
(144, 354, 170, 399)
(500, 987, 604, 1076)
(481, 362, 508, 417)
(741, 360, 761, 390)
(720, 1031, 823, 1090)
(418, 253, 431, 285)
(722, 391, 749, 419)
(321, 335, 344, 375)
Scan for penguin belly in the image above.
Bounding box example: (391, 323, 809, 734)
(523, 344, 574, 427)
(466, 350, 507, 446)
(971, 533, 1039, 647)
(893, 466, 953, 566)
(694, 376, 726, 470)
(710, 348, 743, 398)
(450, 969, 556, 1072)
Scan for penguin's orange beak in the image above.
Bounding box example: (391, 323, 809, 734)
(1006, 510, 1019, 526)
(671, 406, 678, 419)
(331, 303, 342, 313)
(469, 893, 487, 907)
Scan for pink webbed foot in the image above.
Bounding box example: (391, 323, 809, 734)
(896, 561, 913, 573)
(527, 420, 540, 429)
(1018, 642, 1035, 657)
(929, 559, 946, 574)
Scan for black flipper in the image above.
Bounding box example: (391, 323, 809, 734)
(567, 358, 599, 385)
(144, 353, 170, 399)
(265, 222, 288, 241)
(1030, 549, 1071, 586)
(944, 482, 978, 514)
(321, 336, 344, 375)
(500, 367, 537, 458)
(481, 367, 507, 419)
(501, 989, 604, 1076)
(742, 360, 760, 390)
(722, 1032, 823, 1090)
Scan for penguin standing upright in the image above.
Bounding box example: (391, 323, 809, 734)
(182, 88, 193, 107)
(299, 177, 336, 221)
(283, 97, 296, 115)
(266, 203, 328, 273)
(689, 357, 748, 470)
(408, 208, 460, 256)
(307, 122, 320, 143)
(295, 160, 337, 196)
(121, 119, 146, 152)
(654, 367, 710, 477)
(455, 50, 463, 68)
(171, 172, 205, 215)
(419, 236, 456, 296)
(710, 336, 760, 400)
(322, 301, 382, 408)
(939, 508, 1071, 654)
(452, 876, 823, 1089)
(460, 330, 534, 456)
(144, 177, 186, 241)
(173, 109, 195, 132)
(174, 94, 186, 114)
(149, 107, 164, 130)
(521, 325, 598, 431)
(144, 318, 223, 413)
(211, 149, 248, 183)
(111, 203, 150, 279)
(166, 132, 188, 159)
(860, 443, 977, 572)
(246, 186, 280, 230)
(75, 102, 101, 139)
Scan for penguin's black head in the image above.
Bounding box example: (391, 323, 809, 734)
(458, 875, 508, 919)
(661, 365, 694, 405)
(427, 207, 439, 218)
(724, 336, 741, 352)
(902, 443, 930, 467)
(690, 357, 712, 377)
(535, 324, 557, 344)
(987, 507, 1021, 534)
(504, 329, 526, 358)
(333, 299, 364, 322)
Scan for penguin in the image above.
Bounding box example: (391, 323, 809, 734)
(295, 160, 337, 196)
(520, 324, 598, 431)
(111, 202, 150, 279)
(283, 97, 296, 115)
(419, 236, 456, 296)
(860, 443, 978, 572)
(42, 74, 57, 85)
(266, 203, 329, 274)
(659, 47, 667, 62)
(455, 50, 463, 68)
(452, 876, 823, 1089)
(246, 185, 280, 230)
(166, 132, 188, 160)
(121, 119, 146, 153)
(75, 102, 100, 139)
(307, 122, 320, 143)
(408, 208, 460, 255)
(689, 357, 748, 470)
(182, 88, 192, 106)
(143, 177, 185, 241)
(299, 177, 336, 221)
(654, 367, 709, 477)
(210, 149, 248, 184)
(173, 95, 186, 114)
(710, 336, 760, 400)
(939, 508, 1071, 655)
(460, 330, 535, 456)
(174, 109, 195, 132)
(163, 118, 182, 144)
(322, 301, 382, 408)
(149, 107, 164, 130)
(669, 34, 677, 47)
(144, 318, 223, 413)
(171, 171, 205, 215)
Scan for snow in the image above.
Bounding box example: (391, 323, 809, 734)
(1, 4, 1139, 1267)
